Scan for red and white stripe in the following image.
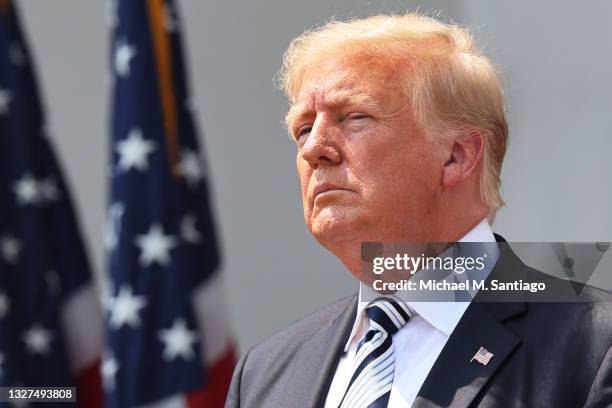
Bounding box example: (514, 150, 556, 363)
(471, 347, 494, 366)
(60, 282, 104, 407)
(138, 272, 236, 408)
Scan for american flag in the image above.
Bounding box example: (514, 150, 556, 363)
(0, 1, 103, 406)
(105, 0, 235, 406)
(470, 346, 494, 366)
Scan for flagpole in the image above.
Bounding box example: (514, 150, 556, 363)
(146, 0, 180, 177)
(0, 0, 11, 15)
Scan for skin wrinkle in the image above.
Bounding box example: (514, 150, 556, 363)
(287, 90, 384, 137)
(291, 57, 489, 282)
(280, 15, 509, 217)
(288, 59, 405, 137)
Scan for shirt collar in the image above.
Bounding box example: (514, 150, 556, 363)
(345, 218, 498, 351)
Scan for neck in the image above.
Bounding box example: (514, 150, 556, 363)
(327, 205, 490, 282)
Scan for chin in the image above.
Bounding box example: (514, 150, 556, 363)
(308, 206, 370, 247)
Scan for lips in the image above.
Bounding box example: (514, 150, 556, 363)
(312, 183, 350, 201)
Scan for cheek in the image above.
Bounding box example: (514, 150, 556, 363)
(296, 156, 312, 201)
(351, 138, 441, 203)
(345, 137, 403, 192)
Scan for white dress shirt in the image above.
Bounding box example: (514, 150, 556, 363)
(324, 218, 499, 408)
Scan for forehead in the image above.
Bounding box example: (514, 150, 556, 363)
(287, 58, 404, 122)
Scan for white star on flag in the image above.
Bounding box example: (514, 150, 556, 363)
(1, 235, 22, 264)
(134, 223, 177, 267)
(0, 88, 12, 116)
(115, 128, 157, 172)
(101, 351, 120, 391)
(176, 149, 205, 188)
(109, 285, 147, 329)
(22, 324, 54, 355)
(158, 318, 198, 362)
(12, 173, 40, 205)
(114, 39, 136, 78)
(0, 292, 9, 318)
(180, 213, 202, 244)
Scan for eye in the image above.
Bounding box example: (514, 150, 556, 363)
(345, 112, 370, 121)
(296, 125, 312, 139)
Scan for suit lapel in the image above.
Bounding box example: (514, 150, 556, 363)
(280, 295, 358, 408)
(413, 238, 528, 408)
(412, 301, 524, 408)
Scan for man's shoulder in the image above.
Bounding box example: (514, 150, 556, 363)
(248, 294, 356, 358)
(228, 296, 357, 405)
(579, 283, 612, 304)
(528, 263, 612, 305)
(520, 279, 612, 348)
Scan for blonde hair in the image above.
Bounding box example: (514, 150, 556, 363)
(278, 12, 508, 214)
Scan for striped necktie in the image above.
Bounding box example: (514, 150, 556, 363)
(338, 297, 411, 408)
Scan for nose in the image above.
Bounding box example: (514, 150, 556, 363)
(299, 115, 342, 168)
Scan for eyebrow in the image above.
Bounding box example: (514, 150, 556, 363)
(285, 89, 382, 130)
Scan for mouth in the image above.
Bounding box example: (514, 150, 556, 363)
(312, 183, 352, 201)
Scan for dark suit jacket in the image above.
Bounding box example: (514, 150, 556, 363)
(226, 240, 612, 407)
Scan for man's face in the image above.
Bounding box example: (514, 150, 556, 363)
(287, 57, 444, 249)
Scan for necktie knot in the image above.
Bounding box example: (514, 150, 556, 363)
(365, 297, 411, 337)
(338, 297, 412, 407)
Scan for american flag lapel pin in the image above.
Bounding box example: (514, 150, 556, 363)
(470, 346, 494, 366)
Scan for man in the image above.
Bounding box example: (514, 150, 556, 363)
(226, 13, 612, 408)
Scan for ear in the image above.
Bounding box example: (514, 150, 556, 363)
(442, 131, 485, 188)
